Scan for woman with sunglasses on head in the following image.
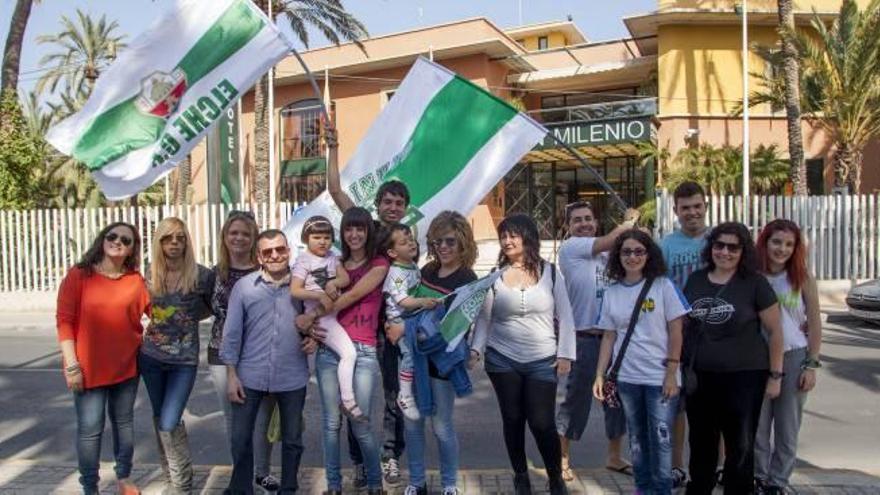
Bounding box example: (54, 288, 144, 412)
(206, 211, 281, 492)
(141, 217, 214, 494)
(682, 222, 784, 495)
(471, 213, 576, 495)
(753, 220, 822, 495)
(384, 210, 479, 495)
(592, 230, 690, 495)
(57, 223, 150, 495)
(296, 207, 389, 495)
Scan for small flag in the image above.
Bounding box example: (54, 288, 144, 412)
(440, 269, 505, 351)
(283, 57, 547, 250)
(46, 0, 294, 199)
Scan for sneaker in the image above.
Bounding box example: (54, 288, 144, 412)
(404, 485, 428, 495)
(672, 467, 688, 488)
(382, 457, 401, 485)
(396, 394, 421, 421)
(353, 463, 367, 490)
(255, 474, 280, 492)
(442, 487, 459, 495)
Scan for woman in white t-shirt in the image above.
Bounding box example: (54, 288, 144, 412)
(593, 229, 690, 495)
(754, 219, 822, 494)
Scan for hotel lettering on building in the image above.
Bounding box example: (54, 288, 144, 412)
(190, 0, 880, 240)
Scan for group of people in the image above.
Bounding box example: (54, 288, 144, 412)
(55, 128, 821, 495)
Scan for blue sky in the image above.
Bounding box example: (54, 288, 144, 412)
(2, 0, 657, 96)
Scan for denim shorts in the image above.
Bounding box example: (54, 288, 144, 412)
(484, 347, 557, 384)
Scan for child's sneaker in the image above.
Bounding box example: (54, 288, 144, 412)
(396, 394, 421, 421)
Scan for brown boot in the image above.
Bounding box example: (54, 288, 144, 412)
(158, 422, 193, 494)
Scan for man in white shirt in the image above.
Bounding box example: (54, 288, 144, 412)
(556, 201, 638, 479)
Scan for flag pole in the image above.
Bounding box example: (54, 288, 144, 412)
(548, 134, 629, 213)
(267, 0, 277, 211)
(288, 47, 333, 125)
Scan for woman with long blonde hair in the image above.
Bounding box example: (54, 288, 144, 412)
(141, 217, 214, 494)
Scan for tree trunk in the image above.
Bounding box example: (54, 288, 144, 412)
(252, 72, 270, 204)
(175, 155, 191, 204)
(778, 0, 807, 195)
(1, 0, 34, 93)
(832, 145, 861, 192)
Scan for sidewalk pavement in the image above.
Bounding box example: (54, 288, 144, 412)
(1, 460, 878, 494)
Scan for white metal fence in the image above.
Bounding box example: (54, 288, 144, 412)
(654, 191, 879, 281)
(0, 202, 301, 293)
(1, 193, 878, 292)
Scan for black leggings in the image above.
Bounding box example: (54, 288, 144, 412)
(487, 370, 561, 477)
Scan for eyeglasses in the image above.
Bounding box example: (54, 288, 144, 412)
(105, 232, 133, 247)
(621, 248, 647, 258)
(227, 210, 255, 220)
(260, 245, 289, 258)
(431, 237, 458, 248)
(712, 240, 742, 253)
(160, 233, 187, 244)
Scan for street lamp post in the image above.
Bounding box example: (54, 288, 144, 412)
(741, 0, 750, 197)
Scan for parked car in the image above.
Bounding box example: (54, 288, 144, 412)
(846, 279, 880, 324)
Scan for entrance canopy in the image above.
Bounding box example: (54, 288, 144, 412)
(523, 115, 657, 162)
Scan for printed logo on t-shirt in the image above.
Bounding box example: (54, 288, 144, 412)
(309, 267, 331, 289)
(641, 297, 656, 313)
(777, 290, 801, 309)
(690, 297, 735, 324)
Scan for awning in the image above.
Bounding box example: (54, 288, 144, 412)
(522, 116, 657, 163)
(281, 157, 326, 177)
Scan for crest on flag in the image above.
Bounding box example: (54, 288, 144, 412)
(135, 68, 188, 118)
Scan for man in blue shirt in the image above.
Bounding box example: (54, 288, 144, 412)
(659, 181, 709, 488)
(221, 229, 318, 494)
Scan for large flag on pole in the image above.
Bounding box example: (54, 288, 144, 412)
(438, 269, 505, 351)
(46, 0, 293, 200)
(283, 57, 547, 250)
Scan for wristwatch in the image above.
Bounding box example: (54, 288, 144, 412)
(768, 370, 785, 380)
(801, 357, 822, 370)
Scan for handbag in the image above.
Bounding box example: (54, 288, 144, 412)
(682, 281, 729, 396)
(602, 277, 655, 408)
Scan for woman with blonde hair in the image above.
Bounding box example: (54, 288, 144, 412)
(56, 222, 150, 495)
(141, 217, 214, 494)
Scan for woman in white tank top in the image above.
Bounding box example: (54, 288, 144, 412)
(754, 219, 823, 493)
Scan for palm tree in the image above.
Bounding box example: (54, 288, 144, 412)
(1, 0, 38, 94)
(776, 0, 806, 195)
(750, 144, 791, 194)
(251, 0, 368, 203)
(35, 9, 125, 98)
(744, 0, 880, 192)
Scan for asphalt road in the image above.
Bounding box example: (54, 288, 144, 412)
(0, 310, 877, 476)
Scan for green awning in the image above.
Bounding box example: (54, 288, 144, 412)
(281, 157, 326, 177)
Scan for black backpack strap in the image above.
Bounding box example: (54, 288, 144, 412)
(607, 277, 655, 379)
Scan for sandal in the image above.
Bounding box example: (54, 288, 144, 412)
(340, 401, 368, 423)
(561, 465, 574, 482)
(606, 464, 634, 476)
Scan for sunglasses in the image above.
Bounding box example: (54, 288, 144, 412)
(105, 232, 133, 247)
(621, 247, 647, 258)
(431, 237, 458, 248)
(161, 233, 187, 244)
(260, 245, 289, 258)
(712, 240, 743, 253)
(227, 210, 255, 220)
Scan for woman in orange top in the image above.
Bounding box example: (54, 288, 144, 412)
(56, 222, 150, 495)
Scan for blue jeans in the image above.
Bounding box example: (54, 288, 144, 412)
(227, 387, 306, 494)
(74, 377, 139, 493)
(618, 381, 678, 495)
(316, 342, 382, 491)
(138, 353, 197, 431)
(404, 377, 458, 488)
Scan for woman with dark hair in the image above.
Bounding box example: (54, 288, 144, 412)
(471, 213, 576, 495)
(206, 210, 281, 491)
(682, 222, 784, 495)
(56, 222, 150, 495)
(754, 220, 822, 494)
(592, 230, 690, 494)
(296, 206, 389, 495)
(141, 217, 214, 494)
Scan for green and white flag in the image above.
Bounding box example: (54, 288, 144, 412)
(46, 0, 293, 200)
(439, 268, 505, 351)
(283, 57, 547, 250)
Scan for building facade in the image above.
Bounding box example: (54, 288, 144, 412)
(189, 0, 879, 239)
